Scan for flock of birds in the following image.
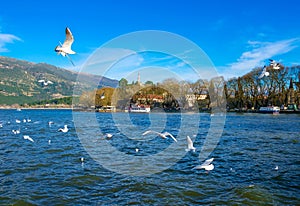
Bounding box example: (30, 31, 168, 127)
(1, 110, 282, 173)
(0, 107, 213, 172)
(105, 129, 214, 172)
(258, 59, 281, 79)
(1, 114, 69, 144)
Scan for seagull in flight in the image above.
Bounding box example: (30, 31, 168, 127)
(185, 136, 196, 152)
(23, 135, 34, 142)
(193, 157, 214, 171)
(269, 59, 280, 70)
(142, 130, 177, 142)
(54, 27, 76, 66)
(258, 66, 269, 79)
(58, 125, 69, 133)
(100, 92, 105, 99)
(38, 79, 54, 86)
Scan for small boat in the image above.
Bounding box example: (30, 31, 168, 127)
(259, 106, 280, 114)
(97, 106, 116, 112)
(126, 105, 150, 113)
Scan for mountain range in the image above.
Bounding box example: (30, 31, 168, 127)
(0, 56, 119, 105)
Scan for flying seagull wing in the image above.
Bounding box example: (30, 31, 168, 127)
(142, 130, 154, 135)
(164, 132, 177, 142)
(62, 27, 74, 48)
(258, 66, 267, 79)
(201, 158, 214, 166)
(186, 135, 194, 149)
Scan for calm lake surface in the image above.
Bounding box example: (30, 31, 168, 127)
(0, 109, 299, 205)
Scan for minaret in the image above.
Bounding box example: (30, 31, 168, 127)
(137, 72, 141, 85)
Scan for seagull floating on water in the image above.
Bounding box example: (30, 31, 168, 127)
(23, 135, 34, 142)
(106, 133, 113, 139)
(80, 157, 84, 167)
(258, 66, 269, 79)
(193, 157, 214, 171)
(54, 27, 76, 66)
(142, 130, 177, 142)
(185, 136, 196, 152)
(58, 125, 69, 133)
(12, 129, 20, 134)
(16, 119, 21, 124)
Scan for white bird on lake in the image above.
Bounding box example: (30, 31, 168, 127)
(106, 133, 113, 139)
(193, 157, 214, 171)
(80, 157, 84, 167)
(142, 130, 177, 142)
(16, 119, 21, 124)
(58, 125, 69, 133)
(23, 135, 34, 142)
(185, 136, 196, 152)
(258, 66, 269, 79)
(274, 165, 279, 170)
(54, 27, 76, 66)
(12, 129, 20, 134)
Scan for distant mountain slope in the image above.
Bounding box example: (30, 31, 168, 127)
(0, 56, 118, 105)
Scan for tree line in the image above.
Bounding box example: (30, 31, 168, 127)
(78, 64, 300, 111)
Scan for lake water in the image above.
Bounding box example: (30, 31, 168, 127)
(0, 109, 299, 205)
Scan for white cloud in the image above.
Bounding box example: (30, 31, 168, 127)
(0, 33, 21, 52)
(77, 47, 145, 79)
(220, 38, 300, 79)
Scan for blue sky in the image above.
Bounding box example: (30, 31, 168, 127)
(0, 0, 299, 81)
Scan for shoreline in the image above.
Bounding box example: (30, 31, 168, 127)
(0, 107, 299, 114)
(0, 107, 73, 110)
